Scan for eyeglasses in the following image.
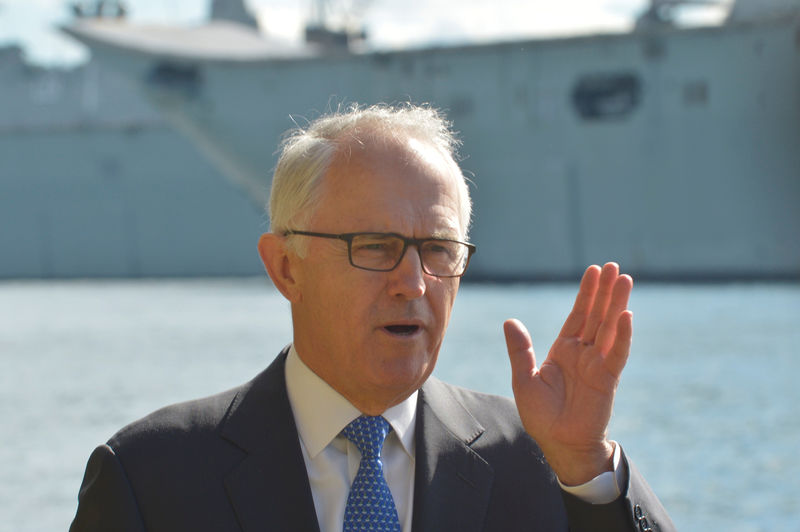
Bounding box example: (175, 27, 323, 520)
(284, 230, 476, 278)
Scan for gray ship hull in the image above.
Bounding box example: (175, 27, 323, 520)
(1, 51, 265, 278)
(4, 3, 798, 281)
(63, 11, 800, 280)
(0, 125, 265, 278)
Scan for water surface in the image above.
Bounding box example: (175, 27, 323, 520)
(1, 279, 797, 531)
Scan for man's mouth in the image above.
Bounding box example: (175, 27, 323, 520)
(384, 324, 420, 336)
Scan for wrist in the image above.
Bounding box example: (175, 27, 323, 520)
(547, 440, 615, 487)
(558, 441, 625, 504)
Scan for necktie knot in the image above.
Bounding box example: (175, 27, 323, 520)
(342, 415, 392, 460)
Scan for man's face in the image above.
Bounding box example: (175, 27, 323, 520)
(289, 136, 464, 413)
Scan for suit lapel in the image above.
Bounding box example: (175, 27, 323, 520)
(221, 349, 321, 532)
(411, 378, 494, 532)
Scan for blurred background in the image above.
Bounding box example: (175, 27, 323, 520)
(1, 0, 799, 530)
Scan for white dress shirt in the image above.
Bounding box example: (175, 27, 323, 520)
(284, 345, 625, 532)
(285, 346, 416, 532)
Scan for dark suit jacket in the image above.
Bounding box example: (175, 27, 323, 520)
(70, 347, 675, 531)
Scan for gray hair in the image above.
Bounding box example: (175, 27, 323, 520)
(268, 103, 472, 253)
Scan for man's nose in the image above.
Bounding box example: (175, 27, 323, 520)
(388, 245, 427, 298)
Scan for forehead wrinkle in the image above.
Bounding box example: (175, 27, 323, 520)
(429, 230, 462, 241)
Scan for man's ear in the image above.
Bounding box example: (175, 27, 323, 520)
(257, 233, 302, 303)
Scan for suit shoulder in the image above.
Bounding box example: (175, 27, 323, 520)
(438, 381, 517, 410)
(426, 378, 521, 425)
(421, 377, 532, 449)
(108, 382, 243, 450)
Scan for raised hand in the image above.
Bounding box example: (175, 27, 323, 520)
(504, 262, 633, 485)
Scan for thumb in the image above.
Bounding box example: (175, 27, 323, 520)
(504, 318, 537, 379)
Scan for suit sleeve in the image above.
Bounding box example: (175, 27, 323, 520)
(560, 451, 676, 532)
(69, 444, 147, 532)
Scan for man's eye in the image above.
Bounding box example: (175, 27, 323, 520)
(353, 238, 394, 253)
(426, 242, 454, 255)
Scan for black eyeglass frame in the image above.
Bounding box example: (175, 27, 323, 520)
(283, 229, 477, 278)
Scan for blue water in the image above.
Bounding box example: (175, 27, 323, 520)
(1, 279, 798, 531)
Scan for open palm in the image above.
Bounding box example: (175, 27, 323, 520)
(505, 263, 633, 485)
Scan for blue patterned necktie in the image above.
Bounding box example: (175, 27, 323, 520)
(341, 415, 401, 532)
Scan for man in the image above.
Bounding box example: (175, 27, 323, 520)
(71, 104, 675, 531)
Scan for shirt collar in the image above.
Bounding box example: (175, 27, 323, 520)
(284, 344, 417, 460)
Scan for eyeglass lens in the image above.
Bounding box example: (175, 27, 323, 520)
(349, 234, 468, 276)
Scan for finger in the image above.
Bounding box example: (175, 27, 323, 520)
(581, 262, 619, 344)
(558, 265, 601, 338)
(504, 319, 537, 381)
(595, 274, 633, 353)
(605, 310, 633, 377)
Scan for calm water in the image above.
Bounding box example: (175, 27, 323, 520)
(1, 279, 798, 531)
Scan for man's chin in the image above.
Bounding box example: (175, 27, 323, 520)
(369, 358, 435, 396)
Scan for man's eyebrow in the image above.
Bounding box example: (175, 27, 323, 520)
(428, 230, 463, 240)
